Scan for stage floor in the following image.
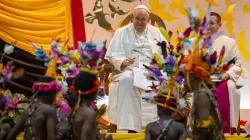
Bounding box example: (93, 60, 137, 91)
(17, 132, 248, 140)
(108, 133, 249, 140)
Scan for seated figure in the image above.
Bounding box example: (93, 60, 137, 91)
(105, 5, 166, 132)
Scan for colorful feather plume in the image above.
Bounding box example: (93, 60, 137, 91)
(0, 61, 15, 83)
(29, 40, 48, 60)
(54, 94, 70, 115)
(157, 41, 168, 59)
(1, 90, 28, 123)
(79, 41, 104, 71)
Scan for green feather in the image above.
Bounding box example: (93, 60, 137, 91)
(160, 27, 169, 41)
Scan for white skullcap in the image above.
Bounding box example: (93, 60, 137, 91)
(134, 5, 149, 13)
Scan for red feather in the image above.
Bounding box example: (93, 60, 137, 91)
(178, 54, 184, 66)
(220, 46, 225, 57)
(218, 46, 225, 64)
(151, 57, 157, 65)
(176, 45, 182, 52)
(168, 31, 173, 39)
(183, 27, 192, 38)
(210, 51, 217, 64)
(149, 82, 158, 89)
(222, 64, 229, 71)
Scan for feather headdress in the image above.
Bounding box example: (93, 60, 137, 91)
(32, 58, 62, 93)
(182, 5, 232, 85)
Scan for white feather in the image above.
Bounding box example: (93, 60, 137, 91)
(141, 92, 158, 103)
(179, 64, 186, 70)
(77, 41, 85, 50)
(57, 80, 68, 95)
(178, 33, 184, 39)
(93, 38, 104, 51)
(245, 121, 250, 134)
(69, 50, 79, 55)
(178, 98, 186, 110)
(4, 44, 14, 54)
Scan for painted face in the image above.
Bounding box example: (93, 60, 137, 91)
(132, 9, 150, 33)
(206, 15, 221, 37)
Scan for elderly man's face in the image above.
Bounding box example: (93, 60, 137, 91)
(206, 15, 221, 37)
(132, 9, 150, 33)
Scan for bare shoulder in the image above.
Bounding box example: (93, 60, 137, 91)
(80, 106, 96, 120)
(173, 121, 185, 132)
(146, 121, 158, 130)
(41, 104, 56, 116)
(172, 121, 184, 129)
(22, 110, 29, 118)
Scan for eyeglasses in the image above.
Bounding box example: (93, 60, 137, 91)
(133, 17, 148, 23)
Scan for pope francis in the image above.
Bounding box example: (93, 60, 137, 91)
(105, 5, 165, 133)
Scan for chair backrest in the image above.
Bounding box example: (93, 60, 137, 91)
(121, 13, 166, 29)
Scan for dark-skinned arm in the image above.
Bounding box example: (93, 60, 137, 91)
(6, 110, 28, 140)
(45, 106, 57, 140)
(80, 109, 96, 140)
(145, 123, 152, 140)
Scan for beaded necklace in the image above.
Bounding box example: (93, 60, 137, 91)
(67, 96, 81, 140)
(24, 102, 42, 140)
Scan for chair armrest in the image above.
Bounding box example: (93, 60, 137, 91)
(103, 64, 114, 95)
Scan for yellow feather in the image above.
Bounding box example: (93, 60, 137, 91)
(154, 54, 163, 67)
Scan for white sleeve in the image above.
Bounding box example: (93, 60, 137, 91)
(226, 41, 242, 82)
(105, 30, 126, 71)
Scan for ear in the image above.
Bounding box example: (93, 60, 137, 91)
(147, 16, 151, 23)
(219, 22, 222, 27)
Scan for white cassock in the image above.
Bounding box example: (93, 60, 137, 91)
(192, 34, 242, 128)
(212, 34, 242, 128)
(105, 23, 165, 132)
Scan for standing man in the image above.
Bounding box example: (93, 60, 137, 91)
(206, 12, 242, 133)
(105, 5, 165, 133)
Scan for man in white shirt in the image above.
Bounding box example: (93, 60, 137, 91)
(105, 5, 165, 133)
(206, 12, 241, 133)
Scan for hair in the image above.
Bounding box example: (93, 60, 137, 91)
(210, 12, 221, 23)
(35, 76, 56, 98)
(156, 95, 177, 117)
(74, 71, 97, 92)
(157, 105, 174, 117)
(74, 71, 98, 101)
